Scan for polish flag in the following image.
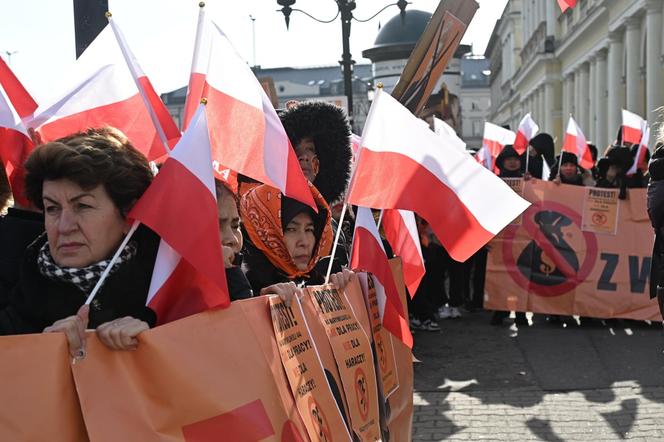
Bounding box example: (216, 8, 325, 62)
(0, 84, 33, 206)
(557, 0, 577, 12)
(0, 57, 38, 120)
(627, 124, 650, 176)
(513, 113, 539, 155)
(0, 58, 37, 206)
(622, 109, 646, 146)
(481, 122, 516, 172)
(433, 117, 467, 154)
(129, 104, 229, 325)
(351, 207, 413, 348)
(347, 89, 530, 262)
(562, 116, 594, 169)
(186, 20, 315, 208)
(381, 209, 425, 297)
(31, 24, 180, 161)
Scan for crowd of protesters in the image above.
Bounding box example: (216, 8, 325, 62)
(408, 122, 664, 331)
(1, 97, 663, 356)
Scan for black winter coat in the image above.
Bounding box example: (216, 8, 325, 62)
(0, 226, 160, 335)
(647, 180, 664, 316)
(0, 208, 45, 306)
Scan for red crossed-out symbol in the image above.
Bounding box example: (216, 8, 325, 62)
(354, 367, 370, 421)
(502, 201, 598, 297)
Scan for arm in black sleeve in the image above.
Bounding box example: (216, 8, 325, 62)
(226, 266, 253, 301)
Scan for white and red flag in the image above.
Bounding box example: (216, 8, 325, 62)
(557, 0, 577, 12)
(621, 109, 646, 146)
(0, 58, 37, 206)
(513, 113, 539, 155)
(562, 116, 594, 169)
(129, 104, 229, 325)
(183, 19, 315, 208)
(479, 122, 516, 172)
(347, 89, 530, 262)
(351, 207, 413, 348)
(31, 24, 180, 161)
(350, 132, 362, 161)
(381, 209, 425, 297)
(627, 124, 650, 176)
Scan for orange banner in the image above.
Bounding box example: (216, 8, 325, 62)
(0, 264, 415, 441)
(270, 295, 352, 441)
(486, 180, 661, 321)
(0, 334, 87, 441)
(308, 284, 381, 441)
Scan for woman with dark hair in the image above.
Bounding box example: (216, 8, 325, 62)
(239, 183, 352, 297)
(550, 152, 586, 186)
(0, 127, 158, 357)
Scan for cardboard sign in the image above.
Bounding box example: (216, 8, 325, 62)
(486, 180, 661, 320)
(582, 187, 620, 235)
(391, 0, 478, 115)
(308, 285, 382, 442)
(357, 273, 399, 398)
(503, 178, 525, 225)
(270, 295, 352, 442)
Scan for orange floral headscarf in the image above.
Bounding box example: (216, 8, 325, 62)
(240, 183, 333, 279)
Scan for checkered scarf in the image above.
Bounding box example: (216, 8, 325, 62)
(37, 241, 138, 294)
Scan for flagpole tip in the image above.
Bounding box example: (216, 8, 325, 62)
(199, 2, 205, 7)
(105, 11, 112, 18)
(200, 98, 208, 105)
(376, 82, 384, 89)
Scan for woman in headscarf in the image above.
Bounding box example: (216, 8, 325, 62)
(240, 183, 351, 297)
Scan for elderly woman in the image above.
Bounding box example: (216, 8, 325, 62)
(240, 183, 352, 299)
(0, 128, 158, 357)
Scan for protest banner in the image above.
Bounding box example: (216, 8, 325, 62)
(357, 272, 399, 399)
(582, 187, 620, 235)
(486, 180, 662, 320)
(270, 295, 352, 442)
(71, 297, 308, 442)
(391, 0, 479, 115)
(0, 334, 88, 441)
(0, 274, 414, 441)
(308, 284, 381, 441)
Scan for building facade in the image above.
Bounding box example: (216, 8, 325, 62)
(460, 57, 491, 148)
(486, 0, 664, 151)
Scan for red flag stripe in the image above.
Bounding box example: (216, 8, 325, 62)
(0, 58, 37, 119)
(381, 209, 425, 297)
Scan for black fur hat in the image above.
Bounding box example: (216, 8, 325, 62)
(496, 145, 520, 171)
(279, 101, 352, 204)
(529, 133, 555, 165)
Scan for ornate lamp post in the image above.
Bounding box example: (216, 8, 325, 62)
(276, 0, 409, 121)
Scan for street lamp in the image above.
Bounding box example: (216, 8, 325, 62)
(276, 0, 409, 122)
(4, 50, 18, 66)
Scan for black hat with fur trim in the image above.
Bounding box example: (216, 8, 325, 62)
(279, 101, 352, 204)
(496, 145, 520, 171)
(529, 133, 555, 166)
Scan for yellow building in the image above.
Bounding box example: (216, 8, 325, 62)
(486, 0, 663, 151)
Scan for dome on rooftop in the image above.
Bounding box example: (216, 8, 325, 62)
(362, 10, 432, 62)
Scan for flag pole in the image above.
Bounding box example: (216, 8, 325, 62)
(85, 220, 140, 305)
(106, 12, 172, 155)
(525, 145, 530, 176)
(325, 83, 384, 283)
(376, 209, 384, 230)
(182, 2, 206, 131)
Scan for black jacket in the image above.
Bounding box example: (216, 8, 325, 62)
(0, 208, 45, 305)
(0, 226, 161, 335)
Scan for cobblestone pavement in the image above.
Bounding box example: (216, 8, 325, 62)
(411, 311, 664, 441)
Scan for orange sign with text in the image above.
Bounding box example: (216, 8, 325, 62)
(486, 180, 661, 320)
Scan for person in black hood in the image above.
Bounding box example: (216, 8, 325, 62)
(279, 101, 353, 205)
(523, 133, 555, 179)
(491, 145, 528, 326)
(595, 145, 634, 198)
(550, 152, 585, 186)
(496, 145, 523, 178)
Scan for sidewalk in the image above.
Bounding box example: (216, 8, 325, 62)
(411, 311, 664, 441)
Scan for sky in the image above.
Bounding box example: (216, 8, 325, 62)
(0, 0, 508, 98)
